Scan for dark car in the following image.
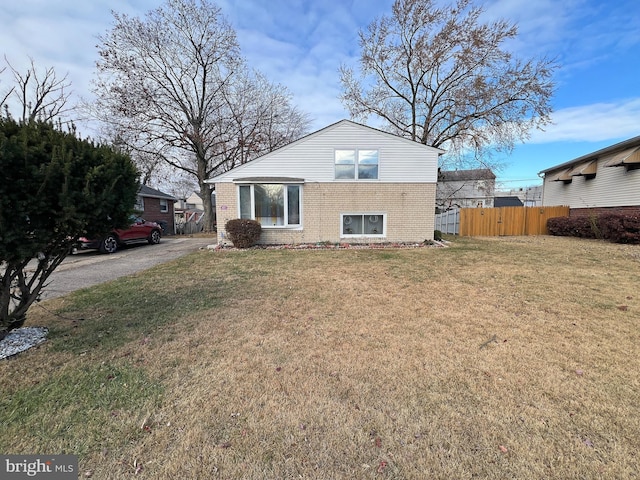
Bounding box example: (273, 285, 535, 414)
(78, 216, 162, 254)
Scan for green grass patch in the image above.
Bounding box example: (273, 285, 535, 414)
(48, 254, 226, 354)
(0, 362, 163, 456)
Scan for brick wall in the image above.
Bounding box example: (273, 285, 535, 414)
(570, 206, 640, 217)
(215, 182, 436, 245)
(143, 197, 175, 234)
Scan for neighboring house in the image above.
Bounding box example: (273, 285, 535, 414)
(436, 168, 496, 210)
(174, 192, 207, 234)
(136, 185, 177, 234)
(208, 119, 443, 245)
(175, 192, 205, 211)
(539, 135, 640, 216)
(496, 185, 543, 207)
(494, 196, 524, 207)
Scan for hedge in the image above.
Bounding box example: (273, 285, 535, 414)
(547, 213, 640, 243)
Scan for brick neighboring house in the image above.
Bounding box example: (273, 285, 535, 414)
(436, 168, 496, 210)
(208, 119, 443, 245)
(136, 185, 177, 234)
(539, 135, 640, 217)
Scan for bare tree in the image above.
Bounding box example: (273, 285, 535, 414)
(340, 0, 557, 168)
(0, 66, 11, 113)
(204, 67, 311, 174)
(93, 0, 310, 232)
(2, 56, 72, 123)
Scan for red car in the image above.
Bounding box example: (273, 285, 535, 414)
(78, 216, 162, 254)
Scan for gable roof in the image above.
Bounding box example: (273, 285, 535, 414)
(207, 119, 444, 183)
(139, 184, 177, 201)
(539, 135, 640, 175)
(438, 168, 496, 182)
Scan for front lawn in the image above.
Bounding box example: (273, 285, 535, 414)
(1, 236, 639, 479)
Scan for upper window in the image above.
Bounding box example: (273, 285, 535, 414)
(160, 199, 169, 213)
(239, 184, 301, 227)
(335, 149, 378, 180)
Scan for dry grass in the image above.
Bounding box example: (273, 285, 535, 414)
(2, 236, 639, 479)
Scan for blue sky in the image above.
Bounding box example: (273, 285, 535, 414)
(1, 0, 639, 190)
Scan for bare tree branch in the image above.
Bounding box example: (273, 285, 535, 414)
(340, 0, 558, 170)
(3, 56, 73, 123)
(91, 0, 310, 231)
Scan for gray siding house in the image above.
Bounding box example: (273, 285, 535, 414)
(436, 168, 496, 210)
(539, 135, 640, 216)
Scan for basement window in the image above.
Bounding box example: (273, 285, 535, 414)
(341, 213, 385, 237)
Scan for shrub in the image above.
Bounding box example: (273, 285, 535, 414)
(547, 216, 596, 238)
(434, 230, 443, 241)
(0, 119, 139, 336)
(548, 214, 640, 244)
(599, 213, 640, 244)
(225, 219, 262, 248)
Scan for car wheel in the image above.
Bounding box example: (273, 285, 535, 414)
(148, 229, 161, 245)
(100, 234, 118, 254)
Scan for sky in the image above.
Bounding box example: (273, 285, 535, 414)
(1, 0, 639, 191)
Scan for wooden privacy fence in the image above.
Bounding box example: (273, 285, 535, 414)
(459, 206, 569, 236)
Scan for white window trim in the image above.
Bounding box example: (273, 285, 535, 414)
(340, 213, 386, 238)
(159, 199, 169, 213)
(334, 148, 380, 181)
(238, 184, 303, 229)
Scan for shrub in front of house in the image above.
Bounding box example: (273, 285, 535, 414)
(598, 213, 640, 244)
(225, 219, 262, 248)
(547, 214, 640, 244)
(547, 216, 596, 238)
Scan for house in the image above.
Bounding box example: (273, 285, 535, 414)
(436, 168, 496, 210)
(539, 135, 640, 216)
(208, 119, 443, 245)
(136, 185, 177, 234)
(175, 192, 205, 211)
(496, 185, 543, 207)
(174, 191, 206, 233)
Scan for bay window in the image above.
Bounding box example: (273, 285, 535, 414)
(239, 184, 301, 227)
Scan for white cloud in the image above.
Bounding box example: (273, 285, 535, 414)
(2, 0, 638, 147)
(529, 99, 640, 143)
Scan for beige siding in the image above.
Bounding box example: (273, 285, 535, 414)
(543, 154, 640, 208)
(216, 182, 436, 245)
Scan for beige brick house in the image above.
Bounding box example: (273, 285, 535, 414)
(208, 120, 443, 245)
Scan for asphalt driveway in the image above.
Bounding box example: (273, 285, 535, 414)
(41, 236, 214, 300)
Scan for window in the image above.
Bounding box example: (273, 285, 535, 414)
(335, 150, 355, 179)
(134, 196, 144, 212)
(358, 149, 379, 179)
(160, 199, 168, 213)
(239, 184, 301, 227)
(335, 149, 378, 180)
(341, 214, 385, 237)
